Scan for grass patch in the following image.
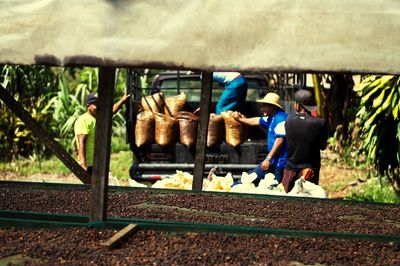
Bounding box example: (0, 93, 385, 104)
(110, 135, 134, 179)
(0, 136, 133, 178)
(109, 150, 133, 179)
(0, 150, 133, 179)
(0, 155, 70, 176)
(346, 176, 400, 204)
(0, 152, 70, 176)
(111, 134, 130, 153)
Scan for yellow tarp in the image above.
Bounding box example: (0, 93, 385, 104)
(1, 0, 399, 73)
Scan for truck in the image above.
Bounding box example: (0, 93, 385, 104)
(126, 70, 302, 181)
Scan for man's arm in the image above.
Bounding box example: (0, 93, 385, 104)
(232, 112, 260, 126)
(112, 94, 130, 114)
(261, 137, 285, 171)
(77, 134, 88, 171)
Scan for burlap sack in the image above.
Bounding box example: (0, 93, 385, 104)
(134, 111, 155, 147)
(164, 92, 187, 117)
(221, 111, 247, 147)
(141, 92, 164, 113)
(155, 112, 178, 146)
(207, 113, 224, 147)
(176, 111, 199, 148)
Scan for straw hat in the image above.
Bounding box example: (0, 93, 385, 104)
(256, 92, 283, 109)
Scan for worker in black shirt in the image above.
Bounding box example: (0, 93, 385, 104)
(282, 89, 328, 193)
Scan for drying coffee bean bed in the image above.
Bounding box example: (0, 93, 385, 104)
(1, 227, 399, 265)
(1, 183, 399, 236)
(1, 183, 400, 264)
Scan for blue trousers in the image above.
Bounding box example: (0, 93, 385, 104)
(216, 80, 248, 114)
(251, 164, 284, 186)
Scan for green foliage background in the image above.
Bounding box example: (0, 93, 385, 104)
(0, 66, 128, 161)
(0, 65, 58, 160)
(354, 75, 400, 191)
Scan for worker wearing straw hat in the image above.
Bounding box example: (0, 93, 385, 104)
(233, 92, 288, 185)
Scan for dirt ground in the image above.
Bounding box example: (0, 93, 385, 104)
(320, 161, 364, 199)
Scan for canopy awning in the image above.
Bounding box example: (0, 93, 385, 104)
(1, 0, 400, 74)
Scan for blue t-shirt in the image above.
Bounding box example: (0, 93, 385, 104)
(259, 110, 288, 168)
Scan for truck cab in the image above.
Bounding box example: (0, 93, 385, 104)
(126, 70, 300, 181)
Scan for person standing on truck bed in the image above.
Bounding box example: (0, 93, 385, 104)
(213, 72, 248, 114)
(74, 92, 130, 175)
(281, 89, 328, 193)
(233, 92, 288, 184)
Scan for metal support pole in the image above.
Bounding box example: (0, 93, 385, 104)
(90, 67, 115, 222)
(192, 72, 213, 191)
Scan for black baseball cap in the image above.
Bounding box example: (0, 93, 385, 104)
(86, 92, 98, 105)
(294, 90, 318, 112)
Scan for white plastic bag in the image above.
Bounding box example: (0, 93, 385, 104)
(287, 177, 326, 198)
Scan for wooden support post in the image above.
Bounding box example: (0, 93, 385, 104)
(101, 224, 139, 249)
(0, 84, 91, 184)
(90, 67, 115, 222)
(192, 72, 213, 191)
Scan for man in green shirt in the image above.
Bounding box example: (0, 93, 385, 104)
(74, 92, 129, 175)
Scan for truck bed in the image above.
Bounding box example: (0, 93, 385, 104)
(130, 141, 267, 181)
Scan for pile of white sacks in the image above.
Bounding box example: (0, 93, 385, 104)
(148, 171, 326, 198)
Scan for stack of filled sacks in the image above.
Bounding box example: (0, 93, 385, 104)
(136, 92, 200, 148)
(151, 171, 326, 198)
